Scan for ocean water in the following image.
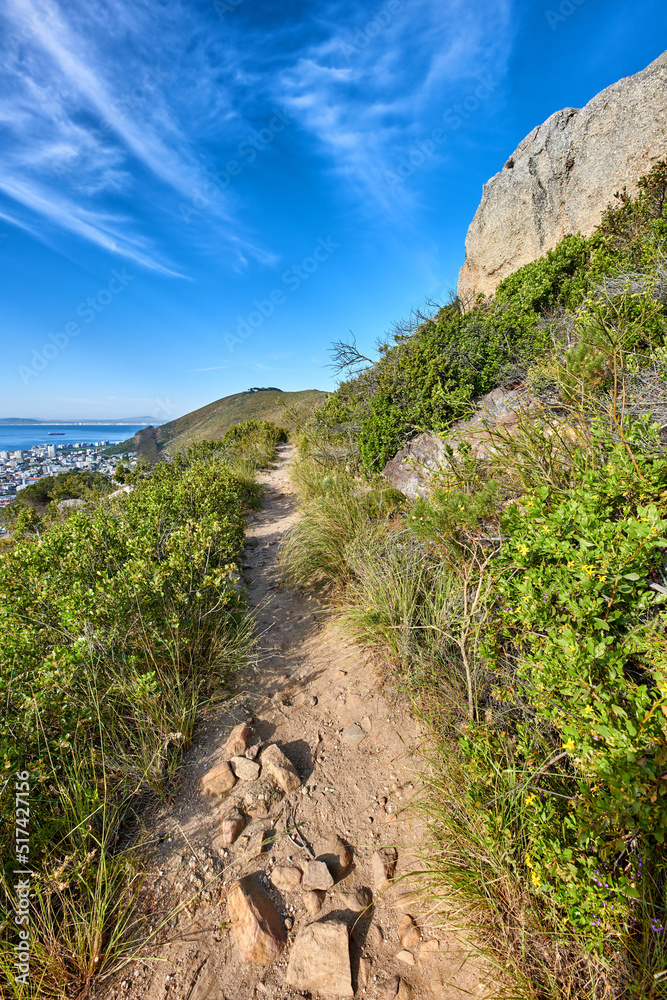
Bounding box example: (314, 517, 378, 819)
(0, 424, 146, 452)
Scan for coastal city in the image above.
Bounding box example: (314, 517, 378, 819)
(0, 440, 136, 510)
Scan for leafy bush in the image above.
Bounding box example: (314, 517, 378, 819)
(475, 449, 667, 933)
(0, 448, 256, 995)
(320, 163, 667, 474)
(11, 469, 113, 508)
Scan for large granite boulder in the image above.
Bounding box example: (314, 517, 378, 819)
(458, 51, 667, 305)
(382, 388, 535, 498)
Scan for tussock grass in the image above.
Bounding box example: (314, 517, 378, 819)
(280, 461, 402, 592)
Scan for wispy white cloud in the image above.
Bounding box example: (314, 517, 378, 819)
(274, 0, 514, 207)
(0, 0, 273, 271)
(0, 0, 514, 272)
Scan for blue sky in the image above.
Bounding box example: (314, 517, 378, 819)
(0, 0, 665, 421)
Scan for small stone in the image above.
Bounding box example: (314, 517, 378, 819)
(420, 938, 439, 957)
(303, 890, 325, 915)
(367, 923, 384, 948)
(372, 846, 397, 890)
(225, 723, 251, 758)
(260, 744, 301, 792)
(397, 980, 414, 1000)
(309, 695, 318, 706)
(245, 744, 260, 761)
(398, 915, 421, 950)
(286, 919, 353, 997)
(360, 715, 372, 733)
(343, 723, 366, 746)
(270, 866, 302, 892)
(316, 834, 352, 882)
(227, 874, 286, 964)
(230, 756, 261, 781)
(337, 887, 372, 913)
(358, 957, 372, 988)
(378, 976, 400, 999)
(220, 808, 246, 846)
(199, 762, 237, 797)
(302, 859, 334, 891)
(396, 950, 415, 966)
(285, 916, 293, 930)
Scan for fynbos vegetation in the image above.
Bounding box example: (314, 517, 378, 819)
(282, 165, 667, 997)
(0, 420, 286, 997)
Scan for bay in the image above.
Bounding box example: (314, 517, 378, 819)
(0, 424, 146, 451)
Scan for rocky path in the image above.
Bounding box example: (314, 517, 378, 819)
(101, 445, 491, 1000)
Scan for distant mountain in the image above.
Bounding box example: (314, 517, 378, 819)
(0, 418, 42, 424)
(105, 388, 329, 458)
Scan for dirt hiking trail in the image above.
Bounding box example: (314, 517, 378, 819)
(101, 445, 493, 1000)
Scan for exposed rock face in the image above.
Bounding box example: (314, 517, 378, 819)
(301, 860, 334, 891)
(225, 723, 251, 758)
(372, 846, 397, 890)
(458, 51, 667, 304)
(382, 388, 535, 498)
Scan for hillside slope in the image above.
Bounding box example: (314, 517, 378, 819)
(107, 388, 328, 457)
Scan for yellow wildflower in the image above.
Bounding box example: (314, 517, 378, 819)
(531, 871, 540, 886)
(517, 543, 529, 557)
(583, 705, 594, 715)
(563, 738, 576, 752)
(526, 793, 536, 805)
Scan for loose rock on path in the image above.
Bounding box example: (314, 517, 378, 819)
(98, 445, 492, 1000)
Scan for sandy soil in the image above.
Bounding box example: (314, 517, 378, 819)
(97, 445, 493, 1000)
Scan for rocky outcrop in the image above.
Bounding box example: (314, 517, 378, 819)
(458, 51, 667, 304)
(382, 388, 535, 498)
(133, 425, 162, 463)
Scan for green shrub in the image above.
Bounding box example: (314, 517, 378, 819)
(11, 469, 113, 509)
(0, 450, 255, 994)
(476, 451, 667, 928)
